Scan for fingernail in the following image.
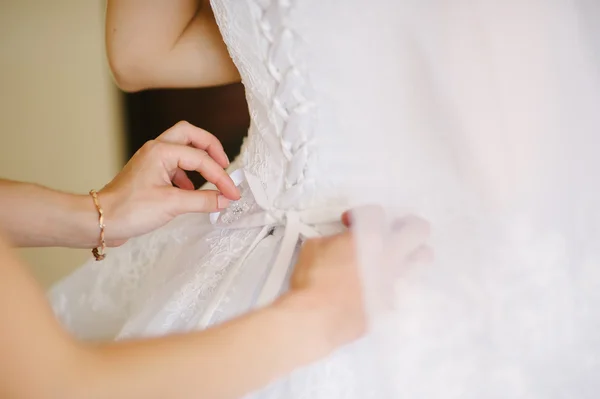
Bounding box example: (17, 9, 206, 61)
(342, 211, 352, 227)
(217, 195, 230, 209)
(224, 153, 230, 166)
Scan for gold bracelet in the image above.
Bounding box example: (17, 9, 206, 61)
(89, 190, 106, 261)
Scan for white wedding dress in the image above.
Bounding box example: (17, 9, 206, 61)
(50, 1, 600, 398)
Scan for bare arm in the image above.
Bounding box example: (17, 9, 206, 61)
(0, 179, 100, 248)
(106, 0, 240, 91)
(0, 233, 334, 399)
(0, 199, 430, 398)
(0, 122, 240, 248)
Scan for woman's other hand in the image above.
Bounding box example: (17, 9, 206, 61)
(285, 209, 432, 350)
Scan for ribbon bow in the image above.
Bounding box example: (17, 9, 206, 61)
(197, 169, 347, 329)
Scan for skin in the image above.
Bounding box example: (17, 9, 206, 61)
(0, 118, 433, 398)
(105, 0, 241, 91)
(0, 121, 239, 248)
(0, 226, 373, 399)
(0, 211, 430, 399)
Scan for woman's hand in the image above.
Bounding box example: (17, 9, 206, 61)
(286, 209, 432, 350)
(0, 203, 428, 399)
(99, 121, 240, 245)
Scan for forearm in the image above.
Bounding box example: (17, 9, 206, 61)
(1, 229, 334, 399)
(86, 295, 332, 399)
(1, 206, 358, 399)
(0, 179, 97, 248)
(9, 297, 332, 399)
(106, 0, 240, 91)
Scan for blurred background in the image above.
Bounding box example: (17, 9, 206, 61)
(0, 1, 248, 288)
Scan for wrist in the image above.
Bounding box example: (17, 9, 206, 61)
(95, 187, 130, 246)
(67, 193, 103, 249)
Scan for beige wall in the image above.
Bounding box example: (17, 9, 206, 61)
(0, 1, 124, 288)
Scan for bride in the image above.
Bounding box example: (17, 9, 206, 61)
(51, 1, 600, 398)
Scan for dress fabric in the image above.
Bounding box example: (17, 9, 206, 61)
(50, 1, 600, 398)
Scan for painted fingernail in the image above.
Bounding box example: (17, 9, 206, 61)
(342, 211, 352, 227)
(217, 195, 230, 209)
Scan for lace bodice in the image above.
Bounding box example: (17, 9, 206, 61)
(211, 0, 373, 211)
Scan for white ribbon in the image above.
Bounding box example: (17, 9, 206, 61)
(197, 169, 347, 329)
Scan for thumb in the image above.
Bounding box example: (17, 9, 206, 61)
(169, 188, 231, 215)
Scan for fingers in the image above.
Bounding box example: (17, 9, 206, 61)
(407, 245, 434, 264)
(341, 206, 432, 282)
(386, 215, 431, 260)
(341, 207, 430, 259)
(379, 245, 434, 280)
(157, 141, 240, 200)
(157, 121, 230, 169)
(172, 169, 195, 190)
(341, 211, 351, 227)
(341, 205, 386, 229)
(168, 188, 231, 215)
(378, 221, 432, 297)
